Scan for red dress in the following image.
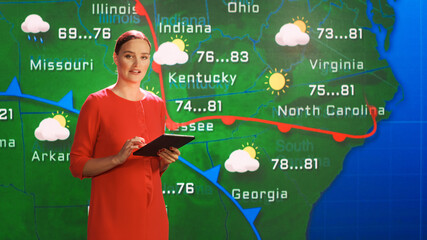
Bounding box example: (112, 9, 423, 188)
(70, 88, 168, 240)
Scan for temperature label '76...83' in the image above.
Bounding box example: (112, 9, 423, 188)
(196, 50, 249, 63)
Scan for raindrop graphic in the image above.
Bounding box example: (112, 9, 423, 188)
(33, 36, 37, 42)
(40, 37, 44, 44)
(27, 35, 31, 41)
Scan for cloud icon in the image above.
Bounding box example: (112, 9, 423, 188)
(275, 23, 310, 47)
(225, 150, 260, 173)
(153, 42, 188, 65)
(35, 118, 70, 141)
(21, 14, 50, 33)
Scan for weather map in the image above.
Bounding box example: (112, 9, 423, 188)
(0, 0, 400, 239)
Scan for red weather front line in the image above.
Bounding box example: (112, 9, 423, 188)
(134, 1, 378, 143)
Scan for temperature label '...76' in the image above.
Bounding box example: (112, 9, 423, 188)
(163, 182, 195, 195)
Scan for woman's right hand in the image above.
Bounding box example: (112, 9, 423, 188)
(113, 136, 146, 165)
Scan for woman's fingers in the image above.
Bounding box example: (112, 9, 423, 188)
(158, 152, 175, 164)
(158, 147, 181, 164)
(115, 137, 146, 164)
(130, 137, 146, 148)
(169, 147, 181, 156)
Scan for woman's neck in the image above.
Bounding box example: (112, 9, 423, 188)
(111, 81, 144, 101)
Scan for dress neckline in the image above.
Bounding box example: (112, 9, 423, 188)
(106, 88, 147, 102)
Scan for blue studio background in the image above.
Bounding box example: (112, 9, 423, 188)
(309, 0, 426, 239)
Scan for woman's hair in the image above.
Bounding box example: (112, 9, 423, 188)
(114, 30, 152, 55)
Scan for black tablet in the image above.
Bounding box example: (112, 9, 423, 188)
(133, 134, 195, 156)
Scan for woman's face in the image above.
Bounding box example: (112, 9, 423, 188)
(114, 39, 151, 84)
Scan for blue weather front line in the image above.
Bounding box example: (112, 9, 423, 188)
(0, 77, 262, 240)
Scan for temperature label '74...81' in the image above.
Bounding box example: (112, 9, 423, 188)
(175, 100, 222, 113)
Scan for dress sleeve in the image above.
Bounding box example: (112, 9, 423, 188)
(160, 99, 166, 133)
(70, 94, 100, 180)
(159, 100, 167, 177)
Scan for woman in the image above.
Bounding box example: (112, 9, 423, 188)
(70, 30, 179, 240)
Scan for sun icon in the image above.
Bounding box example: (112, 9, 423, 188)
(292, 16, 310, 33)
(51, 111, 70, 128)
(265, 68, 291, 96)
(242, 142, 259, 159)
(145, 86, 160, 96)
(170, 35, 188, 52)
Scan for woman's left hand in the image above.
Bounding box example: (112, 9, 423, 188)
(158, 147, 180, 171)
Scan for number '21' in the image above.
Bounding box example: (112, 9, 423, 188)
(0, 108, 13, 120)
